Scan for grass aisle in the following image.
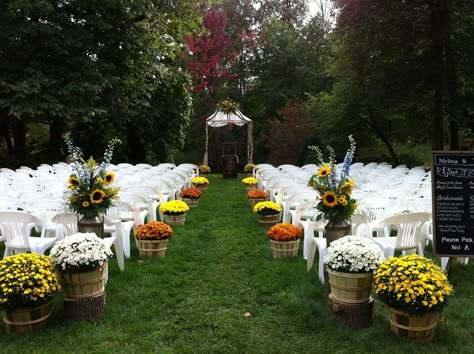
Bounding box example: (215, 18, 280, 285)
(1, 175, 473, 353)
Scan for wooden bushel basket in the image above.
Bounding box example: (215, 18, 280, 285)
(62, 263, 106, 299)
(327, 269, 373, 304)
(193, 184, 208, 192)
(258, 213, 281, 227)
(245, 184, 258, 192)
(248, 198, 267, 209)
(181, 197, 199, 208)
(3, 302, 52, 334)
(163, 213, 186, 225)
(388, 307, 439, 343)
(270, 239, 300, 258)
(137, 238, 169, 257)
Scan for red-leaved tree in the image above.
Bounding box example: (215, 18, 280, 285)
(185, 8, 238, 98)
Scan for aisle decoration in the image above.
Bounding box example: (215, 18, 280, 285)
(243, 163, 256, 176)
(242, 176, 258, 191)
(198, 164, 211, 177)
(179, 187, 203, 208)
(247, 189, 269, 208)
(308, 135, 357, 245)
(0, 254, 61, 334)
(192, 177, 209, 192)
(373, 254, 453, 342)
(64, 133, 121, 237)
(267, 223, 302, 258)
(135, 221, 173, 256)
(253, 201, 282, 227)
(160, 200, 190, 225)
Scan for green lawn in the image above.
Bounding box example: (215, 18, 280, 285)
(1, 175, 473, 353)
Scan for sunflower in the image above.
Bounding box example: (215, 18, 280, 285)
(317, 166, 331, 178)
(82, 201, 90, 207)
(104, 171, 115, 184)
(90, 189, 106, 204)
(68, 176, 81, 188)
(322, 191, 338, 208)
(338, 195, 348, 206)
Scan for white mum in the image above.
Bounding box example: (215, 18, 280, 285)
(50, 232, 113, 272)
(324, 235, 385, 273)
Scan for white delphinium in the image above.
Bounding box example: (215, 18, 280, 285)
(324, 235, 385, 273)
(50, 233, 113, 272)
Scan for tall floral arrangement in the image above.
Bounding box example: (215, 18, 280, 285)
(65, 133, 121, 216)
(308, 135, 357, 222)
(217, 99, 240, 114)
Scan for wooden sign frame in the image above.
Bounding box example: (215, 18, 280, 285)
(432, 151, 474, 257)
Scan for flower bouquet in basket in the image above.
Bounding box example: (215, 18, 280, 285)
(198, 164, 211, 177)
(267, 223, 302, 258)
(191, 177, 209, 192)
(373, 254, 453, 342)
(242, 176, 258, 191)
(243, 163, 256, 176)
(0, 254, 61, 334)
(179, 187, 203, 208)
(159, 200, 190, 225)
(50, 233, 112, 299)
(247, 189, 269, 208)
(324, 236, 385, 304)
(253, 201, 282, 227)
(135, 221, 173, 257)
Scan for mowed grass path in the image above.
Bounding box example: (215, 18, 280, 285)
(1, 175, 473, 353)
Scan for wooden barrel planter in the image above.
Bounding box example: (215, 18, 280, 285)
(258, 213, 281, 227)
(192, 184, 208, 192)
(62, 263, 106, 299)
(327, 269, 373, 304)
(163, 213, 186, 225)
(388, 307, 439, 343)
(181, 197, 199, 208)
(137, 239, 169, 257)
(245, 184, 258, 192)
(270, 239, 300, 258)
(3, 302, 52, 334)
(249, 198, 267, 208)
(222, 155, 238, 178)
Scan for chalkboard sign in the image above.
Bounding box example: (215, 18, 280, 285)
(432, 151, 474, 257)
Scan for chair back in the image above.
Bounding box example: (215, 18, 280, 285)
(351, 213, 373, 238)
(380, 212, 432, 251)
(0, 211, 46, 250)
(51, 212, 79, 237)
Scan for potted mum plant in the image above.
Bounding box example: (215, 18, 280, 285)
(307, 135, 357, 246)
(324, 236, 385, 304)
(373, 254, 454, 343)
(191, 177, 209, 192)
(247, 189, 269, 208)
(179, 187, 203, 208)
(50, 233, 112, 299)
(198, 164, 211, 178)
(0, 253, 61, 334)
(64, 133, 121, 237)
(253, 201, 282, 227)
(242, 176, 258, 191)
(135, 221, 173, 257)
(160, 200, 190, 225)
(243, 163, 256, 177)
(267, 223, 302, 258)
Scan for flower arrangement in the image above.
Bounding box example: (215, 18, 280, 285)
(374, 254, 453, 315)
(135, 221, 173, 240)
(324, 235, 385, 273)
(159, 200, 190, 215)
(198, 165, 211, 174)
(192, 177, 209, 185)
(179, 187, 203, 199)
(242, 177, 258, 185)
(253, 201, 282, 216)
(217, 99, 240, 114)
(308, 135, 357, 222)
(244, 163, 256, 173)
(247, 189, 268, 199)
(49, 233, 113, 272)
(0, 253, 61, 310)
(267, 223, 302, 241)
(65, 133, 121, 216)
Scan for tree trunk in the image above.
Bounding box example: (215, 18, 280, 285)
(328, 294, 374, 329)
(431, 0, 447, 151)
(12, 117, 27, 155)
(48, 116, 66, 158)
(0, 112, 13, 153)
(127, 123, 145, 164)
